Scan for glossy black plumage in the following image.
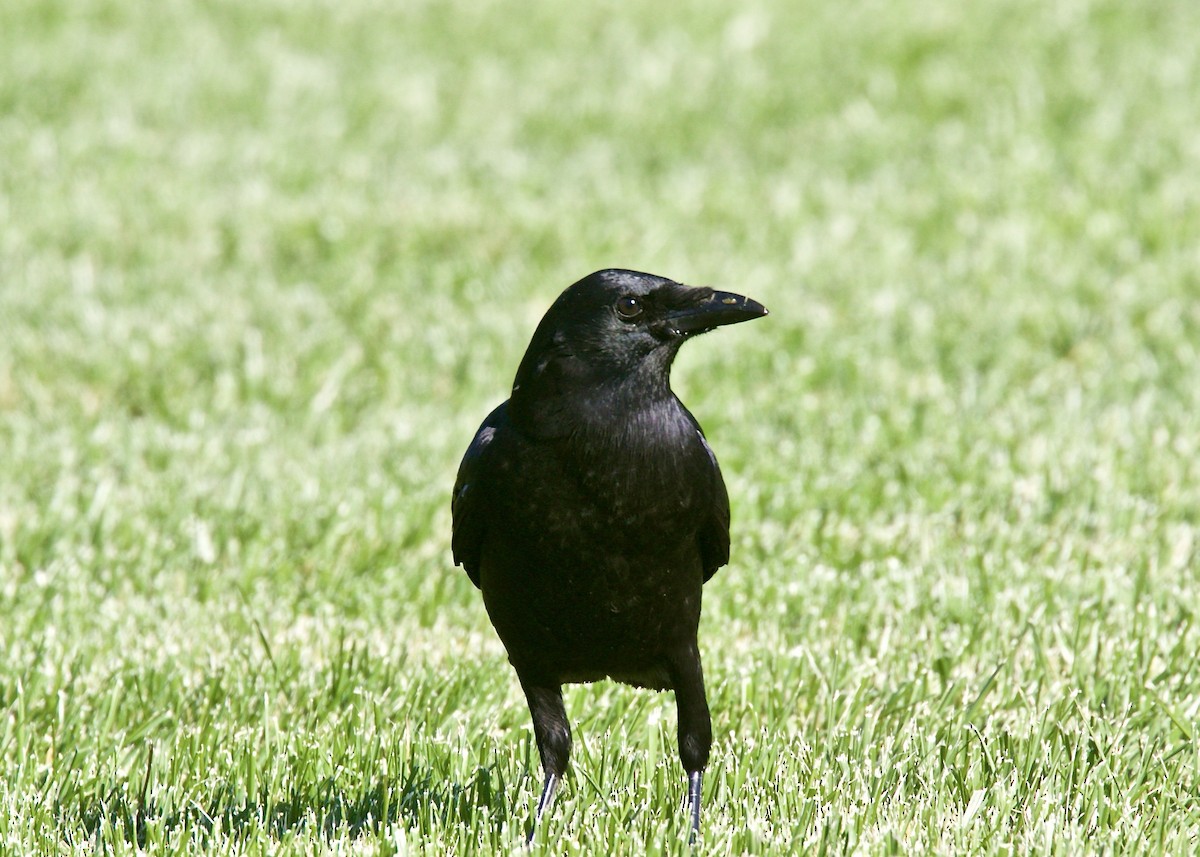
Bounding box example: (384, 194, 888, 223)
(452, 268, 766, 839)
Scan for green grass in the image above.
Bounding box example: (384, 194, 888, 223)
(3, 0, 1200, 853)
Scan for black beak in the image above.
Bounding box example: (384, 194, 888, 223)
(667, 289, 769, 336)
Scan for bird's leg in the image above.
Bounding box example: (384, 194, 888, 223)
(687, 770, 703, 834)
(520, 680, 571, 843)
(534, 770, 560, 822)
(669, 646, 712, 840)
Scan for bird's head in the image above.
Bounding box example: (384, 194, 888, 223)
(510, 269, 767, 434)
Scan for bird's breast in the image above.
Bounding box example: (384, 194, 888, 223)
(486, 398, 715, 561)
(478, 412, 712, 680)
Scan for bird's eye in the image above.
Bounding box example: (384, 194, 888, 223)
(615, 296, 643, 320)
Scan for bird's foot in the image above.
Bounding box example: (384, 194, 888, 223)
(526, 772, 560, 845)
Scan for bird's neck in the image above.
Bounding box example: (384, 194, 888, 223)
(510, 357, 679, 441)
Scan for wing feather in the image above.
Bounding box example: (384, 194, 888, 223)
(696, 430, 731, 582)
(451, 402, 509, 588)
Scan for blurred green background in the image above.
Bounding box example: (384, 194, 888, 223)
(2, 0, 1198, 853)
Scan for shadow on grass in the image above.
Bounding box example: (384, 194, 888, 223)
(70, 762, 517, 846)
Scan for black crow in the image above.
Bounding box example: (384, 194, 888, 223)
(452, 268, 766, 839)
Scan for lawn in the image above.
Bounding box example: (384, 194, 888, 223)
(2, 0, 1199, 853)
